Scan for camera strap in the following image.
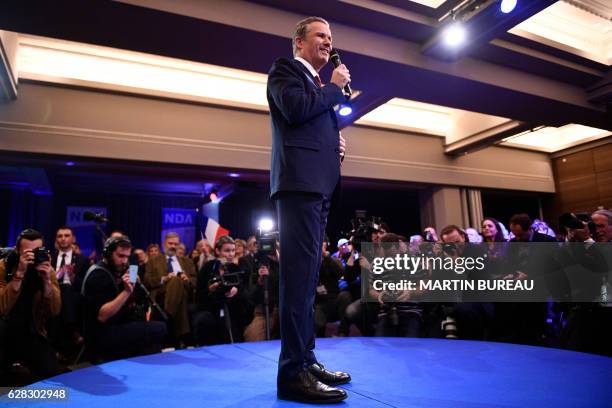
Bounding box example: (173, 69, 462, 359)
(81, 263, 118, 296)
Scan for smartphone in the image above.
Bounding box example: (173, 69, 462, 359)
(128, 265, 138, 284)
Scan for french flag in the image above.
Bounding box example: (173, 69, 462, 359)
(202, 216, 230, 245)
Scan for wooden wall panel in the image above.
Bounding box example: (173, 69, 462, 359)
(549, 141, 612, 229)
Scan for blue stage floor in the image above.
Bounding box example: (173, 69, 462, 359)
(23, 337, 612, 407)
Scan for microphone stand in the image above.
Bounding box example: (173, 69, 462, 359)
(263, 275, 270, 341)
(137, 279, 168, 321)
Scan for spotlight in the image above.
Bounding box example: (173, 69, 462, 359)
(228, 172, 240, 178)
(443, 22, 467, 47)
(258, 218, 274, 232)
(500, 0, 517, 14)
(338, 103, 352, 117)
(65, 161, 75, 166)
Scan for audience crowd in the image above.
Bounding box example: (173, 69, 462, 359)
(1, 207, 610, 384)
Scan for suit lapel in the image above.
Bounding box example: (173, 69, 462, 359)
(292, 59, 319, 88)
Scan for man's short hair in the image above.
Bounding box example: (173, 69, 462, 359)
(103, 236, 132, 259)
(215, 235, 235, 250)
(16, 228, 44, 250)
(509, 213, 531, 231)
(164, 232, 180, 242)
(56, 225, 74, 235)
(592, 209, 612, 224)
(380, 233, 401, 243)
(440, 225, 466, 241)
(147, 243, 160, 252)
(292, 16, 329, 56)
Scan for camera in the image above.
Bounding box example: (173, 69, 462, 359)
(32, 247, 51, 265)
(209, 262, 244, 294)
(348, 211, 383, 254)
(257, 230, 278, 257)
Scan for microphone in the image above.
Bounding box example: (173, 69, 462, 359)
(83, 210, 109, 223)
(329, 49, 352, 97)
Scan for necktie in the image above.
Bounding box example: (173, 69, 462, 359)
(167, 256, 174, 273)
(314, 75, 322, 87)
(60, 253, 69, 284)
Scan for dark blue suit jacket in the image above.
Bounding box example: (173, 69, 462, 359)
(267, 58, 346, 198)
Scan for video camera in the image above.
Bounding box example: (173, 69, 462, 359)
(559, 212, 597, 237)
(257, 230, 278, 257)
(349, 210, 383, 253)
(209, 261, 245, 294)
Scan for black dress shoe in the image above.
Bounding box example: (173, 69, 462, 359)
(308, 362, 351, 385)
(278, 370, 347, 404)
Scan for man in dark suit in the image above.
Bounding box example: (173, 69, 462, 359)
(49, 226, 90, 351)
(267, 16, 351, 404)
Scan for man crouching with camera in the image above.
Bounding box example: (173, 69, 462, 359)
(0, 229, 61, 380)
(82, 236, 167, 361)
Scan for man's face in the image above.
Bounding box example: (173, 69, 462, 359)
(56, 229, 74, 251)
(591, 214, 611, 242)
(371, 230, 385, 243)
(216, 243, 236, 263)
(441, 230, 465, 244)
(295, 21, 332, 71)
(148, 246, 160, 258)
(110, 247, 131, 272)
(338, 243, 350, 255)
(19, 238, 44, 255)
(134, 249, 147, 265)
(566, 225, 590, 242)
(164, 237, 180, 256)
(510, 224, 530, 241)
(247, 237, 257, 254)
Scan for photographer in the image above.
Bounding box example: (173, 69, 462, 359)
(82, 236, 167, 361)
(370, 233, 427, 337)
(315, 239, 351, 337)
(341, 216, 385, 336)
(0, 229, 61, 379)
(558, 212, 611, 356)
(244, 247, 280, 341)
(438, 225, 492, 340)
(194, 236, 249, 344)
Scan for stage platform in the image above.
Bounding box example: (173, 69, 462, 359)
(21, 337, 612, 407)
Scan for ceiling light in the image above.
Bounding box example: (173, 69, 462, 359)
(443, 22, 467, 47)
(502, 124, 611, 152)
(338, 103, 353, 117)
(500, 0, 517, 14)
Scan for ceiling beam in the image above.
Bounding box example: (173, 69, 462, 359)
(444, 120, 541, 155)
(0, 0, 609, 130)
(0, 30, 18, 102)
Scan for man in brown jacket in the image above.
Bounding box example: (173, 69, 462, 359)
(0, 229, 61, 379)
(144, 232, 195, 346)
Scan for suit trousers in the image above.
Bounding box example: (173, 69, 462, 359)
(275, 191, 330, 383)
